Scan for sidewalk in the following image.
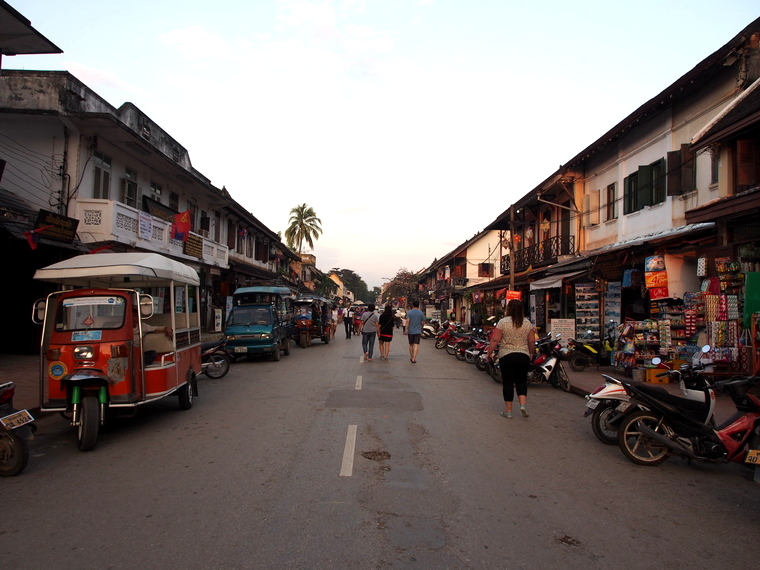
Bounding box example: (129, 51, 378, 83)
(0, 352, 737, 422)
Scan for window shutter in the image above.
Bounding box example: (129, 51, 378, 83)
(737, 139, 759, 191)
(638, 165, 653, 208)
(681, 144, 695, 193)
(666, 150, 682, 195)
(589, 190, 600, 226)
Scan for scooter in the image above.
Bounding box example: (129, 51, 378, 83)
(422, 322, 437, 339)
(584, 348, 715, 445)
(200, 339, 232, 379)
(435, 321, 465, 349)
(616, 369, 760, 478)
(528, 333, 571, 392)
(567, 324, 615, 372)
(0, 381, 35, 477)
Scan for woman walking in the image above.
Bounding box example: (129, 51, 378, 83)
(486, 299, 536, 418)
(360, 304, 379, 360)
(377, 305, 395, 360)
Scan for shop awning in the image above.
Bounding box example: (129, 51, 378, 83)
(529, 270, 586, 291)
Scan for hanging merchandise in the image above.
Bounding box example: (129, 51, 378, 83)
(697, 257, 707, 277)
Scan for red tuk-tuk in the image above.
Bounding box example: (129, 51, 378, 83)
(32, 253, 201, 451)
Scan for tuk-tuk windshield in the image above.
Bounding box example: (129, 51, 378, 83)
(56, 295, 127, 331)
(228, 307, 272, 326)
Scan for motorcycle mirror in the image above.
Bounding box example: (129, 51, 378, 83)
(701, 345, 711, 353)
(651, 357, 662, 365)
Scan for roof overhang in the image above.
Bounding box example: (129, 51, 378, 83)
(0, 2, 62, 56)
(529, 270, 586, 291)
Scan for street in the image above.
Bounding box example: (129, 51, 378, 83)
(2, 335, 759, 569)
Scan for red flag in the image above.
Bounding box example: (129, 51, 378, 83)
(171, 210, 192, 241)
(21, 225, 53, 250)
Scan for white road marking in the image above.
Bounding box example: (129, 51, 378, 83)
(339, 424, 358, 477)
(355, 375, 362, 390)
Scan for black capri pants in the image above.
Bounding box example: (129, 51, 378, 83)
(499, 352, 531, 402)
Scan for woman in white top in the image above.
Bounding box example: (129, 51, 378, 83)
(486, 299, 536, 418)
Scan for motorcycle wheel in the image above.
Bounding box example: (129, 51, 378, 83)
(556, 363, 572, 392)
(445, 343, 458, 356)
(464, 351, 477, 364)
(488, 362, 502, 383)
(569, 353, 587, 372)
(435, 338, 447, 349)
(205, 354, 231, 378)
(475, 355, 487, 371)
(0, 429, 28, 477)
(455, 349, 466, 361)
(528, 369, 545, 385)
(77, 396, 99, 452)
(591, 402, 620, 445)
(618, 410, 672, 466)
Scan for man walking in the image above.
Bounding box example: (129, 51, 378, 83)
(404, 300, 425, 363)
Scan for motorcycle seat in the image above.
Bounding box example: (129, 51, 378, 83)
(201, 339, 225, 351)
(636, 382, 709, 412)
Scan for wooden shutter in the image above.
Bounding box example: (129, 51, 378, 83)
(737, 139, 759, 191)
(667, 150, 682, 195)
(638, 165, 653, 208)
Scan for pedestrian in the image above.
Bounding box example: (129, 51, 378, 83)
(404, 300, 425, 363)
(360, 303, 379, 360)
(344, 306, 354, 338)
(331, 304, 338, 339)
(486, 299, 536, 419)
(378, 304, 395, 360)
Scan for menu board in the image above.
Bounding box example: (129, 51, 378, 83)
(575, 283, 600, 341)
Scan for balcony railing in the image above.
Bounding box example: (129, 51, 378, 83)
(500, 235, 575, 274)
(75, 199, 228, 267)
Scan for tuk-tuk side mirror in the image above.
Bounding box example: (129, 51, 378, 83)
(139, 294, 155, 318)
(32, 298, 46, 324)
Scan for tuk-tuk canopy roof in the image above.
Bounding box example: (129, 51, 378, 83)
(34, 252, 200, 287)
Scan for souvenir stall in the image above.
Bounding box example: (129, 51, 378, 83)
(612, 254, 753, 380)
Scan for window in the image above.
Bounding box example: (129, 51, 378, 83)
(93, 151, 111, 199)
(150, 181, 162, 198)
(736, 139, 760, 192)
(605, 183, 617, 221)
(214, 211, 221, 243)
(582, 190, 600, 227)
(478, 263, 493, 278)
(710, 149, 719, 186)
(169, 191, 179, 211)
(123, 168, 138, 208)
(624, 158, 666, 214)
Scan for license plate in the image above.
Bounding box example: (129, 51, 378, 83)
(586, 399, 600, 410)
(1, 409, 34, 430)
(234, 346, 248, 353)
(746, 449, 760, 465)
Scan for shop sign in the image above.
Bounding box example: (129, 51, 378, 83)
(34, 210, 79, 243)
(649, 286, 669, 300)
(644, 271, 668, 289)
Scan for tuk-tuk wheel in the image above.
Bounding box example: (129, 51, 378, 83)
(76, 396, 99, 452)
(178, 378, 194, 410)
(271, 345, 281, 361)
(283, 339, 290, 356)
(300, 332, 308, 348)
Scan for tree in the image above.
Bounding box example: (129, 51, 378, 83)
(285, 204, 323, 254)
(383, 268, 418, 306)
(332, 268, 369, 303)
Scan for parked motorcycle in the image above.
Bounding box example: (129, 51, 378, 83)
(616, 371, 760, 474)
(435, 321, 465, 349)
(0, 381, 35, 477)
(567, 325, 615, 372)
(528, 333, 571, 392)
(584, 349, 715, 445)
(200, 339, 232, 379)
(422, 322, 437, 339)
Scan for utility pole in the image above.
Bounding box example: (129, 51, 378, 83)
(509, 204, 515, 291)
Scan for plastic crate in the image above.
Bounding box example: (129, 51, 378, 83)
(646, 368, 669, 383)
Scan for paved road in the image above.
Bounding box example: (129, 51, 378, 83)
(2, 336, 758, 569)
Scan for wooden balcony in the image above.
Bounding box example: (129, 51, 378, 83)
(500, 235, 575, 274)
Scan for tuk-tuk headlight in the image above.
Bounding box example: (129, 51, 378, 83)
(225, 335, 236, 340)
(74, 345, 95, 360)
(260, 333, 271, 340)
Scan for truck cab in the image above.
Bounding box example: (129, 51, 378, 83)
(224, 286, 294, 361)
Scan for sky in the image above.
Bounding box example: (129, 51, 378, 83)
(6, 0, 760, 289)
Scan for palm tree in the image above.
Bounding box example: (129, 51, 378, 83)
(285, 204, 323, 254)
